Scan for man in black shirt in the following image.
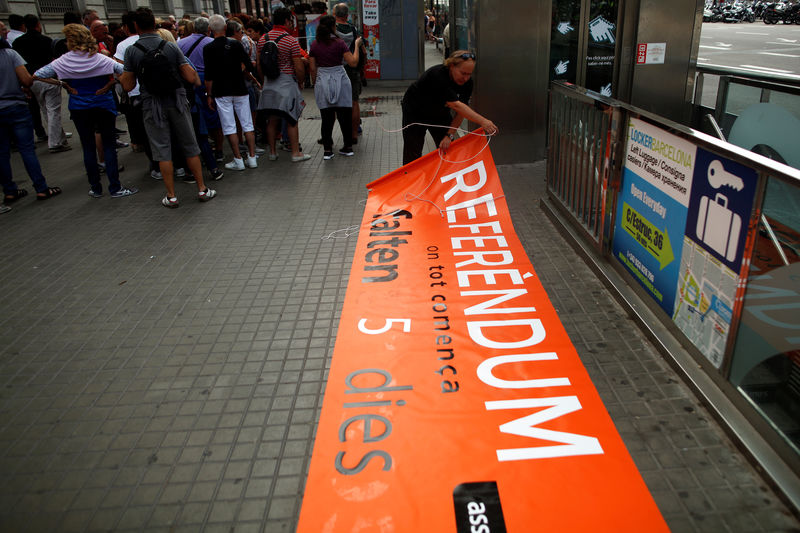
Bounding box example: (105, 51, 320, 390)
(400, 51, 497, 165)
(13, 14, 70, 152)
(204, 15, 260, 171)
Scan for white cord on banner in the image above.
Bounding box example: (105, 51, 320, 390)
(369, 105, 500, 216)
(320, 104, 501, 238)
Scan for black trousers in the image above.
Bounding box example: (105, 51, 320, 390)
(320, 107, 352, 151)
(401, 107, 449, 165)
(27, 94, 45, 138)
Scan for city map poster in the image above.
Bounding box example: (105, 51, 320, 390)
(296, 133, 667, 531)
(613, 117, 697, 315)
(672, 148, 758, 367)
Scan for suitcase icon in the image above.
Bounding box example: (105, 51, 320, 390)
(696, 193, 741, 262)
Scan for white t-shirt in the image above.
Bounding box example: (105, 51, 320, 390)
(114, 34, 141, 97)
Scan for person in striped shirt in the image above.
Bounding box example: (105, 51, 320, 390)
(256, 7, 310, 162)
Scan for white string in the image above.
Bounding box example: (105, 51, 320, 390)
(320, 103, 500, 238)
(369, 105, 498, 216)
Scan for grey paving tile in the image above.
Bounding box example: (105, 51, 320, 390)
(0, 71, 796, 533)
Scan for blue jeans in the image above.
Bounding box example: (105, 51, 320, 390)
(71, 108, 121, 194)
(0, 104, 49, 195)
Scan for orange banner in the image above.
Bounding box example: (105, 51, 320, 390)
(297, 134, 667, 532)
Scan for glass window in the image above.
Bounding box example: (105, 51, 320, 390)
(550, 0, 580, 84)
(730, 177, 800, 453)
(584, 0, 617, 96)
(37, 0, 76, 16)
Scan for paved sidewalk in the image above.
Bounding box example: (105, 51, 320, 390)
(0, 65, 798, 531)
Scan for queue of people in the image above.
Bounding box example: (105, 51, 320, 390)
(1, 4, 497, 214)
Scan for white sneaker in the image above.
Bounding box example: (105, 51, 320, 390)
(245, 156, 258, 169)
(225, 158, 245, 171)
(151, 170, 163, 180)
(198, 188, 216, 202)
(175, 168, 186, 177)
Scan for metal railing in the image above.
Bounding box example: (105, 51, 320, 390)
(547, 85, 620, 246)
(546, 80, 800, 507)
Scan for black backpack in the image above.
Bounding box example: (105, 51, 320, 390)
(259, 33, 288, 81)
(133, 40, 182, 96)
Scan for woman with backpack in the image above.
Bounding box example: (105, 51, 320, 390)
(308, 15, 362, 160)
(32, 23, 137, 198)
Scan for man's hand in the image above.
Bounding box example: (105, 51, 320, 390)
(438, 134, 452, 155)
(206, 95, 215, 111)
(481, 119, 498, 136)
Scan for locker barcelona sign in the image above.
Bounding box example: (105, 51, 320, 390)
(613, 118, 757, 367)
(297, 133, 667, 531)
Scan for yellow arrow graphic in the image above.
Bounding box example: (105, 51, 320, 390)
(622, 201, 674, 270)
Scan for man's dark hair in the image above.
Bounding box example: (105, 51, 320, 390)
(133, 7, 156, 32)
(8, 14, 24, 30)
(63, 12, 81, 25)
(122, 12, 136, 34)
(272, 7, 291, 26)
(246, 20, 265, 35)
(23, 14, 39, 32)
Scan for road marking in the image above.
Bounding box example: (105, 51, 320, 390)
(700, 45, 732, 50)
(740, 64, 795, 73)
(776, 38, 797, 43)
(760, 52, 800, 58)
(700, 63, 800, 80)
(766, 41, 800, 46)
(715, 42, 733, 47)
(736, 32, 768, 35)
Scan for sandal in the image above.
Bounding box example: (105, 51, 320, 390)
(4, 188, 28, 203)
(36, 187, 61, 201)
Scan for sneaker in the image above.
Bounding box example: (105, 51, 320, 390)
(323, 151, 335, 160)
(151, 170, 163, 180)
(116, 139, 129, 148)
(175, 168, 186, 177)
(210, 168, 224, 180)
(88, 189, 103, 198)
(162, 195, 179, 208)
(339, 147, 355, 157)
(182, 174, 197, 184)
(254, 147, 266, 155)
(292, 154, 311, 163)
(0, 204, 11, 214)
(49, 144, 72, 153)
(214, 151, 224, 162)
(280, 142, 292, 152)
(110, 186, 139, 198)
(245, 155, 258, 168)
(65, 132, 73, 139)
(225, 158, 245, 171)
(198, 188, 216, 202)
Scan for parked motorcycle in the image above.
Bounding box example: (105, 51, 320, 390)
(763, 1, 787, 24)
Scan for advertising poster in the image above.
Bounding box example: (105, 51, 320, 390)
(297, 134, 667, 531)
(672, 149, 758, 367)
(305, 14, 320, 46)
(613, 118, 697, 314)
(363, 0, 380, 78)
